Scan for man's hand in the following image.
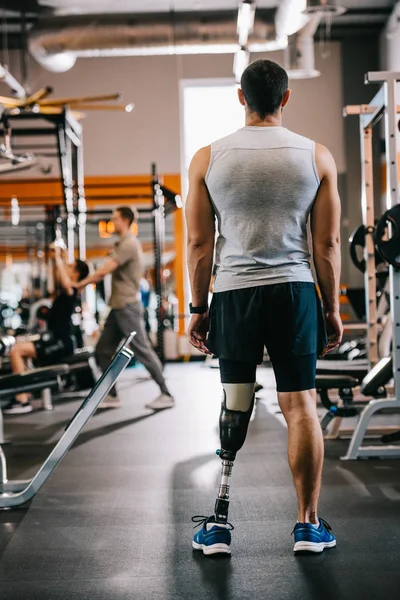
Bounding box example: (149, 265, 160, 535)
(321, 311, 343, 356)
(49, 242, 62, 254)
(188, 313, 212, 355)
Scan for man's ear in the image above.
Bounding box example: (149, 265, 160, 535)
(238, 88, 246, 107)
(282, 89, 291, 108)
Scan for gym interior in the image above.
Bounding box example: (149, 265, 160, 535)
(0, 1, 400, 598)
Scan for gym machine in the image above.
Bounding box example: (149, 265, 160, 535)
(83, 163, 182, 363)
(0, 332, 135, 509)
(0, 332, 97, 407)
(0, 108, 87, 262)
(331, 71, 400, 459)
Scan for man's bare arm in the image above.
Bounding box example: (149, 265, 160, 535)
(311, 144, 341, 314)
(76, 258, 119, 289)
(185, 146, 215, 307)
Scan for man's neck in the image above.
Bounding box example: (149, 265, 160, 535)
(118, 229, 130, 238)
(245, 112, 282, 127)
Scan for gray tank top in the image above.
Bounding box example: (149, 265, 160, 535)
(205, 126, 320, 292)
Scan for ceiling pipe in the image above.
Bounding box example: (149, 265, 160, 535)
(27, 4, 322, 72)
(284, 13, 322, 79)
(275, 0, 310, 38)
(28, 11, 285, 72)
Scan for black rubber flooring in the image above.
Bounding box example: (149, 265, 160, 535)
(1, 363, 400, 600)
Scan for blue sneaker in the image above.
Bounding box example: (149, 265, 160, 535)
(192, 515, 233, 556)
(292, 518, 336, 553)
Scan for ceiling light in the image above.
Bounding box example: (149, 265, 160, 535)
(237, 1, 256, 47)
(249, 39, 288, 52)
(233, 48, 250, 83)
(31, 51, 77, 72)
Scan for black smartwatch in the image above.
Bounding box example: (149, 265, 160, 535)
(189, 303, 208, 314)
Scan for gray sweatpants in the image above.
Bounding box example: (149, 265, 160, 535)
(95, 302, 169, 397)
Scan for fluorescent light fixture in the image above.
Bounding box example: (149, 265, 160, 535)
(249, 38, 288, 52)
(287, 68, 320, 79)
(77, 44, 241, 57)
(237, 0, 256, 47)
(76, 39, 287, 58)
(233, 48, 250, 83)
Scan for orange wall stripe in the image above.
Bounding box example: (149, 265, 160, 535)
(0, 175, 178, 207)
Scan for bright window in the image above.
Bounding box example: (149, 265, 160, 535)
(181, 80, 245, 178)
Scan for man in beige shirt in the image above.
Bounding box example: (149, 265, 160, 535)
(75, 206, 174, 410)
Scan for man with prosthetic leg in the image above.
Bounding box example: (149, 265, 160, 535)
(186, 59, 343, 556)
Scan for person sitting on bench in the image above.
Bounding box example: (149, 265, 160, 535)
(3, 244, 89, 415)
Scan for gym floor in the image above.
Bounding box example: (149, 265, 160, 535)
(1, 364, 400, 600)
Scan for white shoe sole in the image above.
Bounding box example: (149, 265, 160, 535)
(3, 405, 33, 415)
(97, 401, 121, 409)
(145, 402, 175, 411)
(293, 540, 336, 553)
(192, 541, 231, 555)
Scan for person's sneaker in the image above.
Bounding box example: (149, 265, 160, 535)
(192, 515, 233, 556)
(145, 394, 175, 411)
(97, 394, 122, 409)
(2, 398, 33, 415)
(292, 518, 336, 553)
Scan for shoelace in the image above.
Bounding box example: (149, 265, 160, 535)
(291, 517, 332, 536)
(191, 515, 235, 531)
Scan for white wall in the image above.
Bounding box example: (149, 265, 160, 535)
(6, 43, 345, 177)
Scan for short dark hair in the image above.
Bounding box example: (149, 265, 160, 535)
(116, 206, 138, 227)
(74, 259, 89, 282)
(241, 59, 289, 119)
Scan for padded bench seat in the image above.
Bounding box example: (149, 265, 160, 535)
(0, 364, 70, 399)
(316, 359, 369, 381)
(315, 374, 359, 390)
(64, 348, 94, 365)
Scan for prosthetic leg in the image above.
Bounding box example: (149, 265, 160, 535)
(214, 383, 255, 524)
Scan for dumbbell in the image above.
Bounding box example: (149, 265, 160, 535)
(0, 335, 16, 357)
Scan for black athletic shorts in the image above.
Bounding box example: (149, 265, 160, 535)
(206, 282, 327, 392)
(33, 333, 75, 367)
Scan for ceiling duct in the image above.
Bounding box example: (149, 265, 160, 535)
(284, 13, 322, 79)
(303, 0, 346, 15)
(29, 11, 286, 71)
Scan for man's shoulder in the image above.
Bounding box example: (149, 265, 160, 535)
(210, 129, 242, 150)
(119, 234, 140, 248)
(116, 234, 142, 258)
(283, 128, 315, 149)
